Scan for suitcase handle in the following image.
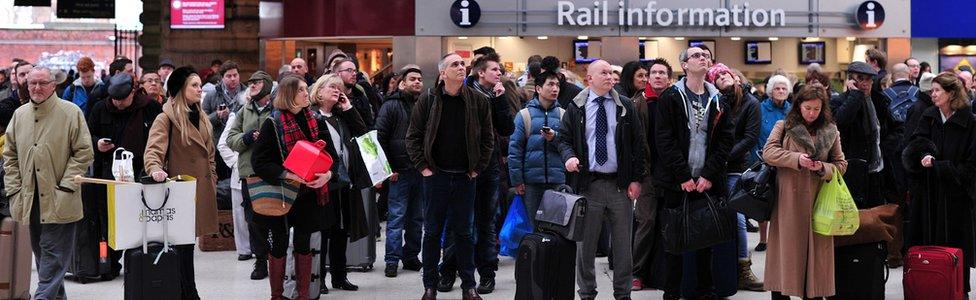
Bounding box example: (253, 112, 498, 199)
(140, 188, 171, 254)
(556, 184, 574, 194)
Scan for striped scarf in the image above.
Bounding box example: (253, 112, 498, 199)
(276, 108, 329, 205)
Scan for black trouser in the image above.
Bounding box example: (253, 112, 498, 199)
(320, 226, 349, 282)
(268, 224, 312, 257)
(240, 179, 270, 259)
(660, 190, 714, 298)
(173, 244, 200, 300)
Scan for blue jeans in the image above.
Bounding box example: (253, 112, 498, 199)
(422, 171, 477, 289)
(442, 163, 501, 279)
(385, 169, 425, 265)
(727, 174, 749, 259)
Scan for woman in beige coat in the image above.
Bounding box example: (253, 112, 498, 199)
(762, 86, 847, 299)
(143, 66, 218, 300)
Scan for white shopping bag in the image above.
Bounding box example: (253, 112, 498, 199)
(111, 148, 135, 182)
(107, 175, 198, 250)
(355, 130, 393, 186)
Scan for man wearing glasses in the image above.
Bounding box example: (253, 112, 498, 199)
(3, 67, 94, 300)
(139, 71, 164, 104)
(654, 46, 734, 300)
(332, 58, 378, 127)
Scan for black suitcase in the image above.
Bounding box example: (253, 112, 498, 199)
(829, 242, 888, 300)
(681, 239, 739, 298)
(123, 189, 183, 300)
(515, 231, 576, 300)
(67, 183, 113, 283)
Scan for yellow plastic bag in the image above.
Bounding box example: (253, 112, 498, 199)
(813, 170, 859, 236)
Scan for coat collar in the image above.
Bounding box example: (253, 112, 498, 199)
(922, 105, 973, 128)
(161, 101, 208, 149)
(30, 93, 60, 115)
(786, 122, 839, 159)
(571, 87, 627, 117)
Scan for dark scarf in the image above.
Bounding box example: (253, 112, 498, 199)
(108, 92, 152, 156)
(277, 108, 329, 205)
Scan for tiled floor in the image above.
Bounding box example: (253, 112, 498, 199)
(33, 224, 924, 299)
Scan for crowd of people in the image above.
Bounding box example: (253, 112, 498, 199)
(0, 42, 973, 300)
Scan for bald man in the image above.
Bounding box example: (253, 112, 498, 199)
(290, 57, 315, 86)
(654, 46, 734, 299)
(880, 62, 914, 268)
(556, 60, 646, 300)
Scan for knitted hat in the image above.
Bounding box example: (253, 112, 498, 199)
(919, 72, 936, 92)
(166, 66, 198, 99)
(247, 71, 274, 101)
(706, 63, 733, 84)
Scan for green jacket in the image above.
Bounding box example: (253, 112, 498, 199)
(3, 93, 93, 224)
(226, 101, 273, 178)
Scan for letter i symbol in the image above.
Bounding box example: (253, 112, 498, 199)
(866, 2, 876, 28)
(460, 0, 472, 26)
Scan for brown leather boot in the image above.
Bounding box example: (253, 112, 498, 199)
(737, 259, 765, 291)
(268, 255, 286, 300)
(295, 252, 313, 300)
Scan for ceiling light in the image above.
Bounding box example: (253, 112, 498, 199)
(537, 36, 549, 40)
(638, 37, 647, 40)
(846, 37, 857, 41)
(577, 35, 588, 40)
(768, 37, 779, 41)
(674, 37, 685, 40)
(458, 36, 468, 40)
(730, 37, 741, 41)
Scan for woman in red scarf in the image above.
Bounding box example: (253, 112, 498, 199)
(251, 75, 332, 300)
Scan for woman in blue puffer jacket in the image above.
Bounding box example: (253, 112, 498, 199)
(508, 71, 566, 224)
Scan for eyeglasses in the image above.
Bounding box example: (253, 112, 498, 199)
(686, 52, 711, 61)
(142, 78, 161, 84)
(337, 68, 357, 74)
(853, 74, 873, 81)
(27, 80, 52, 87)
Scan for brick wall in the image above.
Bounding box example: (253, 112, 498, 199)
(0, 29, 117, 72)
(156, 0, 261, 78)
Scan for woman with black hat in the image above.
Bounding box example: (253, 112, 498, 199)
(143, 66, 220, 300)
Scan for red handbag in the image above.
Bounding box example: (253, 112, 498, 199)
(283, 140, 334, 182)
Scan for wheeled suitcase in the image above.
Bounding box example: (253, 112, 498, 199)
(0, 217, 31, 300)
(284, 231, 322, 300)
(67, 183, 114, 283)
(325, 188, 377, 272)
(536, 185, 587, 241)
(830, 242, 888, 300)
(681, 239, 739, 298)
(514, 231, 576, 300)
(123, 194, 182, 300)
(904, 246, 964, 300)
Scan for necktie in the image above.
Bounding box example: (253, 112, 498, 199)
(595, 96, 608, 165)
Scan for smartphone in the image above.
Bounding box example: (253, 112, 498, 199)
(541, 126, 552, 133)
(101, 138, 112, 144)
(218, 103, 227, 110)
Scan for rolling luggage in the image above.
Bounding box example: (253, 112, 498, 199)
(514, 231, 576, 300)
(830, 242, 888, 300)
(284, 231, 322, 300)
(0, 217, 31, 300)
(325, 188, 377, 272)
(680, 239, 739, 298)
(123, 192, 182, 300)
(904, 246, 964, 300)
(67, 183, 114, 283)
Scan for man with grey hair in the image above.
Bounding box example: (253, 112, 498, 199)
(655, 46, 734, 299)
(556, 59, 646, 300)
(959, 70, 975, 100)
(3, 67, 94, 300)
(406, 52, 494, 300)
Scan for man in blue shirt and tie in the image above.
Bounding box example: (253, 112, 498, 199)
(556, 60, 646, 300)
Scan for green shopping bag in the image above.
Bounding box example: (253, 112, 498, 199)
(812, 170, 859, 236)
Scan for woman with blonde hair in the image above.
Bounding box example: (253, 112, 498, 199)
(144, 66, 219, 299)
(251, 75, 333, 300)
(309, 74, 371, 294)
(903, 72, 976, 296)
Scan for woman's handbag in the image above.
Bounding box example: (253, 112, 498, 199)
(661, 193, 737, 254)
(812, 169, 860, 236)
(729, 160, 777, 221)
(246, 177, 300, 216)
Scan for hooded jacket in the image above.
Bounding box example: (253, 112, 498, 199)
(653, 77, 734, 194)
(376, 90, 418, 172)
(62, 77, 105, 116)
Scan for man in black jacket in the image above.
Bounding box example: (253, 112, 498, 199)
(556, 60, 646, 300)
(830, 61, 897, 209)
(377, 66, 425, 278)
(333, 58, 377, 128)
(439, 53, 515, 294)
(406, 53, 493, 300)
(653, 46, 734, 299)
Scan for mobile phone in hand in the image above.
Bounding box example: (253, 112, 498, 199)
(541, 126, 553, 133)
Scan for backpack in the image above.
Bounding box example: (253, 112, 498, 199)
(883, 85, 919, 123)
(519, 107, 565, 141)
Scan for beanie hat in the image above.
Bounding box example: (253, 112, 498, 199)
(919, 72, 936, 92)
(706, 63, 733, 84)
(247, 71, 274, 101)
(166, 66, 198, 99)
